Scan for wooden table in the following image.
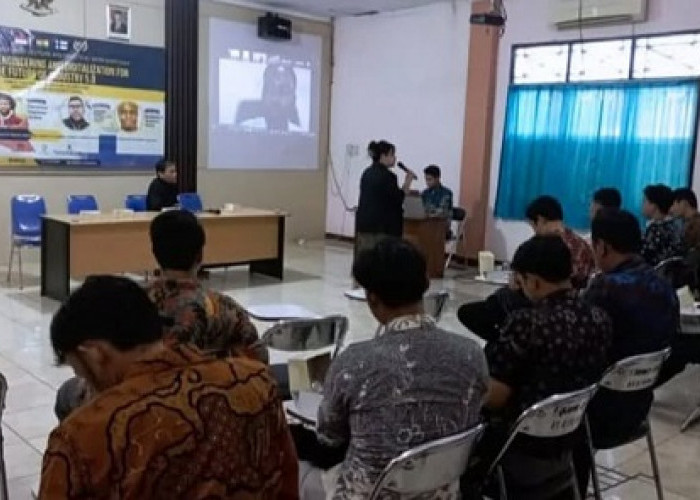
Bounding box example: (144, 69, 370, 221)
(403, 216, 448, 279)
(41, 208, 286, 301)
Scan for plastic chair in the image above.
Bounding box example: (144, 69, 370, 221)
(177, 192, 203, 213)
(124, 194, 148, 212)
(262, 315, 349, 358)
(66, 194, 98, 215)
(7, 195, 46, 290)
(445, 207, 467, 270)
(487, 384, 599, 500)
(0, 372, 8, 500)
(654, 256, 694, 290)
(424, 290, 449, 322)
(368, 424, 486, 500)
(585, 348, 671, 500)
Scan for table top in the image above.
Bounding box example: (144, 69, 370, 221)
(246, 303, 320, 321)
(284, 391, 323, 426)
(44, 207, 287, 225)
(472, 270, 512, 286)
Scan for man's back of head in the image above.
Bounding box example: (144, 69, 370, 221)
(150, 210, 205, 273)
(672, 188, 698, 218)
(511, 235, 573, 301)
(591, 209, 642, 272)
(526, 195, 565, 234)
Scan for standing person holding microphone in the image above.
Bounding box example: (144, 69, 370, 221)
(354, 140, 417, 264)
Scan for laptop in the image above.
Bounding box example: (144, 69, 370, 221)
(403, 195, 427, 219)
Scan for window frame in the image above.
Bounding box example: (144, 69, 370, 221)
(510, 29, 700, 85)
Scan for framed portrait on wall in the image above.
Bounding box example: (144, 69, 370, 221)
(107, 5, 131, 40)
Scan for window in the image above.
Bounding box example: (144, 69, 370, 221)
(511, 30, 700, 84)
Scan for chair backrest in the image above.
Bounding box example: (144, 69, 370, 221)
(10, 194, 46, 237)
(178, 192, 203, 212)
(487, 384, 598, 476)
(424, 291, 449, 322)
(654, 256, 693, 290)
(598, 348, 671, 392)
(262, 315, 349, 357)
(368, 424, 485, 500)
(452, 207, 466, 222)
(66, 194, 98, 214)
(124, 194, 148, 212)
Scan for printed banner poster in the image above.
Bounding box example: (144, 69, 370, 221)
(0, 25, 165, 169)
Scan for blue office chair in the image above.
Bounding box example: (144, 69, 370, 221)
(177, 192, 203, 213)
(124, 194, 148, 212)
(66, 194, 98, 214)
(7, 194, 46, 289)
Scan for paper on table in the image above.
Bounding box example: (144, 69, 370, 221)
(286, 391, 323, 426)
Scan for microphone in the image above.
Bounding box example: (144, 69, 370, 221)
(397, 161, 409, 173)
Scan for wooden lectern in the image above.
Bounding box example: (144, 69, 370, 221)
(403, 216, 448, 279)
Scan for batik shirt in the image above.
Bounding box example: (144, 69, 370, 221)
(486, 289, 613, 420)
(39, 345, 299, 499)
(641, 217, 682, 266)
(146, 278, 265, 362)
(682, 213, 700, 252)
(317, 315, 488, 499)
(421, 185, 454, 217)
(559, 228, 596, 288)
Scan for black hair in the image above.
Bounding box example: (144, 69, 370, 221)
(673, 188, 698, 210)
(0, 92, 16, 110)
(155, 158, 174, 174)
(525, 195, 563, 223)
(593, 188, 622, 209)
(150, 210, 205, 271)
(68, 96, 83, 104)
(424, 165, 441, 178)
(643, 184, 674, 214)
(511, 235, 573, 283)
(352, 237, 428, 308)
(591, 208, 642, 254)
(368, 140, 396, 163)
(50, 276, 162, 365)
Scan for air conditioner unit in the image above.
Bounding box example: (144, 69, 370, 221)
(550, 0, 649, 30)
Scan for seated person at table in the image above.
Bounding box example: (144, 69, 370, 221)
(641, 184, 682, 266)
(54, 210, 264, 421)
(421, 164, 453, 217)
(589, 187, 622, 220)
(457, 195, 594, 342)
(298, 238, 488, 499)
(671, 188, 700, 253)
(574, 208, 679, 493)
(480, 235, 612, 492)
(146, 158, 179, 211)
(40, 276, 298, 499)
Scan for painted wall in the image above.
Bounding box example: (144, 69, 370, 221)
(486, 0, 700, 260)
(1, 0, 165, 263)
(326, 1, 472, 237)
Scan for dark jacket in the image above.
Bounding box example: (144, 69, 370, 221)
(146, 177, 179, 211)
(355, 163, 404, 237)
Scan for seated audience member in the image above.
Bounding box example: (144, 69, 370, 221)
(40, 276, 298, 499)
(298, 238, 488, 499)
(574, 208, 679, 492)
(671, 187, 700, 253)
(147, 158, 179, 211)
(641, 184, 682, 266)
(421, 164, 453, 217)
(481, 235, 612, 492)
(54, 210, 263, 421)
(589, 187, 622, 220)
(457, 195, 594, 342)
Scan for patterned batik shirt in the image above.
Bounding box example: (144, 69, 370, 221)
(421, 185, 454, 218)
(559, 228, 596, 289)
(145, 278, 265, 362)
(486, 289, 613, 420)
(39, 345, 299, 499)
(641, 217, 683, 267)
(317, 315, 488, 500)
(682, 213, 700, 252)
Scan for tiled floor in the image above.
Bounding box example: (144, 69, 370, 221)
(1, 239, 699, 499)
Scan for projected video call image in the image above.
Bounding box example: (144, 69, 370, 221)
(208, 18, 322, 170)
(219, 55, 312, 133)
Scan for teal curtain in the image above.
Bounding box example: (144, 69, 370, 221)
(495, 80, 700, 229)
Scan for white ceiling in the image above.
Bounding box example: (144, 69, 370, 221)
(215, 0, 456, 18)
